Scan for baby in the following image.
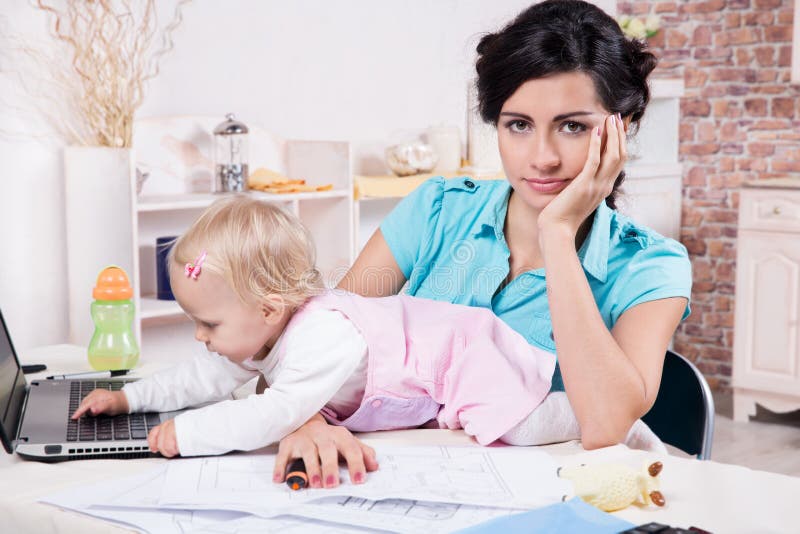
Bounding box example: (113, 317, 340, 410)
(74, 196, 663, 465)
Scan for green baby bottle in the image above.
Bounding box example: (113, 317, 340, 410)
(87, 266, 140, 370)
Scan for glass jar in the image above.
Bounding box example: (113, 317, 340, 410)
(213, 113, 249, 193)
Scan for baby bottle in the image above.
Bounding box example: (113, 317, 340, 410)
(87, 266, 140, 370)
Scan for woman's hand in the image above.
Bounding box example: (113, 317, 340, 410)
(272, 413, 379, 489)
(71, 389, 129, 419)
(537, 113, 627, 240)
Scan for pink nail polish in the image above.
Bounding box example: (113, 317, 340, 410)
(596, 127, 601, 137)
(273, 473, 282, 482)
(325, 475, 336, 487)
(311, 475, 321, 487)
(354, 472, 364, 483)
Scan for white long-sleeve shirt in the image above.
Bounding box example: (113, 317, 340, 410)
(123, 308, 367, 456)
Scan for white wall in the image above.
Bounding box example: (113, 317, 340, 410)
(0, 0, 614, 352)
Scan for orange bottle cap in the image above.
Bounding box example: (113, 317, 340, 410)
(93, 266, 133, 300)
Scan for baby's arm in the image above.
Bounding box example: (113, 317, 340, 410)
(123, 348, 257, 414)
(172, 309, 367, 457)
(72, 348, 256, 420)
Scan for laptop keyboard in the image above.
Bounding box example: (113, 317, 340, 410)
(66, 381, 161, 442)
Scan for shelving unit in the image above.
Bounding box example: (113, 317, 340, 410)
(134, 140, 354, 360)
(137, 188, 353, 326)
(65, 116, 353, 362)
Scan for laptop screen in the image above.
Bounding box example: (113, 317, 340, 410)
(0, 310, 26, 453)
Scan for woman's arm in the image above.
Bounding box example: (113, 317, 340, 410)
(337, 229, 407, 296)
(539, 114, 687, 448)
(541, 223, 686, 448)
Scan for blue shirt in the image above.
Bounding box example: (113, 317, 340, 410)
(380, 177, 692, 391)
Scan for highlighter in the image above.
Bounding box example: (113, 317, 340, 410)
(285, 458, 308, 490)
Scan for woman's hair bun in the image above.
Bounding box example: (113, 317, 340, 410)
(476, 32, 498, 56)
(627, 38, 658, 81)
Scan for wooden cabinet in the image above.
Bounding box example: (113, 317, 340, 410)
(733, 181, 800, 421)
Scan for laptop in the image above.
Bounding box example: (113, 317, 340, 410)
(0, 308, 185, 462)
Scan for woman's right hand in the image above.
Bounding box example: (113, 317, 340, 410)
(71, 389, 130, 419)
(537, 113, 626, 241)
(272, 413, 379, 489)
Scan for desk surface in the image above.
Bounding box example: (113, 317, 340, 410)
(3, 346, 796, 534)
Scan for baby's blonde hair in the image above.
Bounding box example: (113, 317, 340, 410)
(171, 195, 324, 309)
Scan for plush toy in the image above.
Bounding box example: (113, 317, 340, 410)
(558, 461, 665, 512)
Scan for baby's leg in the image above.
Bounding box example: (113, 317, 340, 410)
(625, 419, 668, 454)
(500, 392, 580, 446)
(500, 392, 668, 453)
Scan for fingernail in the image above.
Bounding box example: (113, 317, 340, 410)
(325, 475, 336, 487)
(273, 473, 282, 482)
(617, 112, 622, 122)
(596, 127, 601, 137)
(311, 475, 321, 487)
(353, 472, 364, 483)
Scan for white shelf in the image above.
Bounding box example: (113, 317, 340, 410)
(650, 78, 684, 99)
(140, 296, 184, 321)
(626, 162, 683, 179)
(137, 189, 351, 212)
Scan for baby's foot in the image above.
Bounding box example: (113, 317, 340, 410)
(625, 420, 667, 454)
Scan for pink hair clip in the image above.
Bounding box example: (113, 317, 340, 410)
(185, 250, 207, 280)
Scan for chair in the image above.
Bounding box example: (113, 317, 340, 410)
(641, 350, 715, 460)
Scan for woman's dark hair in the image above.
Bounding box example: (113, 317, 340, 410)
(475, 0, 657, 209)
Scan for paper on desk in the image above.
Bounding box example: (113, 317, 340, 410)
(292, 496, 519, 534)
(40, 466, 249, 533)
(41, 445, 572, 534)
(159, 445, 572, 511)
(40, 467, 379, 533)
(41, 463, 523, 534)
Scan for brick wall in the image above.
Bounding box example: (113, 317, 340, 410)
(617, 0, 800, 389)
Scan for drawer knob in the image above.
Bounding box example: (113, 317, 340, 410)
(772, 206, 781, 215)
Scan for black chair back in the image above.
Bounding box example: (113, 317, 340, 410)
(642, 350, 715, 460)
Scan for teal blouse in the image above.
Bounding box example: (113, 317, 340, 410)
(380, 177, 692, 391)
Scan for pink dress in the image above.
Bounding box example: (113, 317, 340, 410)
(273, 290, 556, 445)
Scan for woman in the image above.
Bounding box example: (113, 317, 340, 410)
(273, 0, 692, 489)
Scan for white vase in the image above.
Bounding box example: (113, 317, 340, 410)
(466, 83, 503, 173)
(427, 125, 462, 173)
(64, 146, 138, 346)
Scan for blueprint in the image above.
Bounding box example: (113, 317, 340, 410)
(159, 445, 570, 511)
(41, 444, 573, 533)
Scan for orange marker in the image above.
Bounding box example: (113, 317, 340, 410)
(285, 458, 308, 491)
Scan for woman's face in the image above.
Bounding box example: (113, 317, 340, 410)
(497, 71, 610, 212)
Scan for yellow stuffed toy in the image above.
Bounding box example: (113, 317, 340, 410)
(558, 461, 666, 512)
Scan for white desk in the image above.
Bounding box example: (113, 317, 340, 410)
(2, 346, 796, 533)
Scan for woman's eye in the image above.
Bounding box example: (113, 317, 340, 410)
(507, 120, 530, 133)
(560, 121, 586, 134)
(201, 321, 217, 329)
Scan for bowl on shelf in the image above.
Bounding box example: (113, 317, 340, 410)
(385, 141, 438, 176)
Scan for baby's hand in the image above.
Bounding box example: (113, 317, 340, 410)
(148, 419, 180, 457)
(71, 389, 129, 419)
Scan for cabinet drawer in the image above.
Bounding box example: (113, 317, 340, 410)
(739, 190, 800, 232)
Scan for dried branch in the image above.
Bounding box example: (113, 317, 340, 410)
(2, 0, 190, 147)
